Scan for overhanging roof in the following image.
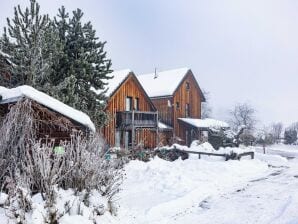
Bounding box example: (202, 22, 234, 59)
(178, 118, 229, 129)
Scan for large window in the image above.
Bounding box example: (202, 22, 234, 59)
(185, 103, 190, 117)
(176, 102, 180, 110)
(126, 97, 133, 111)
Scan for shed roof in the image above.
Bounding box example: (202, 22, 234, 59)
(0, 85, 96, 132)
(178, 118, 229, 129)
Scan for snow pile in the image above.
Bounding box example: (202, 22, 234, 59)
(0, 85, 95, 132)
(137, 67, 190, 97)
(254, 153, 288, 167)
(0, 189, 114, 224)
(117, 156, 269, 223)
(178, 118, 229, 129)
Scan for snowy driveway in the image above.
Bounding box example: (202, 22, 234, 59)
(112, 146, 298, 224)
(173, 159, 298, 224)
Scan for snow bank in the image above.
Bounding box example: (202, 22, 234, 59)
(0, 188, 111, 224)
(255, 153, 288, 167)
(0, 85, 95, 132)
(117, 157, 269, 223)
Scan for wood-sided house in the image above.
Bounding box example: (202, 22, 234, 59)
(0, 85, 95, 143)
(99, 69, 158, 149)
(137, 68, 206, 146)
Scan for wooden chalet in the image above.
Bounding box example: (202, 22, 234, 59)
(99, 69, 158, 149)
(0, 85, 95, 144)
(138, 68, 206, 146)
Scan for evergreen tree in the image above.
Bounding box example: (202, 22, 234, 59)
(284, 129, 297, 145)
(0, 0, 59, 89)
(1, 1, 112, 128)
(53, 8, 112, 127)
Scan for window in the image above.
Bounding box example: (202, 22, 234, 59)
(134, 98, 139, 111)
(186, 82, 190, 91)
(176, 102, 180, 110)
(125, 97, 133, 111)
(115, 131, 120, 148)
(185, 103, 190, 117)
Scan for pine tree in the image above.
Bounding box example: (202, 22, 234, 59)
(1, 1, 112, 128)
(0, 0, 58, 89)
(53, 8, 112, 127)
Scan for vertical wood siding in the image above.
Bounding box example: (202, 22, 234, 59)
(150, 71, 203, 145)
(173, 72, 202, 144)
(103, 73, 156, 148)
(151, 97, 173, 127)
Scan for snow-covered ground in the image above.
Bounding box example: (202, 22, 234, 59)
(112, 144, 298, 224)
(1, 144, 297, 223)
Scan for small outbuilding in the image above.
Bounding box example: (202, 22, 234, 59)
(0, 85, 95, 144)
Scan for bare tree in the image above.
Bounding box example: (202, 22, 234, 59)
(270, 122, 283, 143)
(229, 103, 257, 132)
(201, 89, 212, 119)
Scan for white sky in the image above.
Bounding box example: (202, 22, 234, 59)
(1, 0, 298, 127)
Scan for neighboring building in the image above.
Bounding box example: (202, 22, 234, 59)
(98, 69, 158, 149)
(0, 85, 95, 143)
(138, 68, 206, 146)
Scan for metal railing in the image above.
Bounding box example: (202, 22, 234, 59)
(116, 111, 158, 129)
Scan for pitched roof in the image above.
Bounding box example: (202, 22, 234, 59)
(158, 121, 173, 131)
(137, 67, 189, 98)
(178, 118, 229, 129)
(0, 85, 96, 132)
(92, 69, 132, 97)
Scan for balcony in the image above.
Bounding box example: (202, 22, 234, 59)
(116, 111, 158, 129)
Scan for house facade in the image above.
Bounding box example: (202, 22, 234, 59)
(100, 70, 158, 149)
(138, 68, 206, 146)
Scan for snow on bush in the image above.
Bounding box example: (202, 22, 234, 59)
(0, 100, 123, 223)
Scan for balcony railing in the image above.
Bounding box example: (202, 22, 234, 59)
(116, 111, 158, 129)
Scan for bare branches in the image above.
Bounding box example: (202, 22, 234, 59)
(229, 103, 257, 132)
(0, 99, 123, 223)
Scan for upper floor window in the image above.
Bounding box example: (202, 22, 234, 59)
(186, 82, 190, 91)
(134, 98, 139, 111)
(185, 103, 190, 117)
(125, 96, 133, 111)
(176, 102, 180, 110)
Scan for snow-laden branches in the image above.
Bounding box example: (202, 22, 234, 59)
(0, 100, 123, 223)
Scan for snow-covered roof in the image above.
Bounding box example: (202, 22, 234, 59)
(92, 69, 132, 97)
(178, 118, 229, 129)
(0, 85, 96, 132)
(137, 67, 190, 98)
(158, 121, 173, 130)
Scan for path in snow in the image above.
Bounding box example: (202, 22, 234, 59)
(173, 159, 298, 224)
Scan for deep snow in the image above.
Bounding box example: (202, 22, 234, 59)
(113, 144, 298, 224)
(1, 144, 297, 223)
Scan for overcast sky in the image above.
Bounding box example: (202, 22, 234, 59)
(1, 0, 298, 127)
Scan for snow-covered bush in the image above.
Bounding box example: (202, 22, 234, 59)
(0, 100, 123, 223)
(154, 147, 189, 161)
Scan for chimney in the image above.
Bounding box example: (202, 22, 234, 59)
(154, 68, 158, 79)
